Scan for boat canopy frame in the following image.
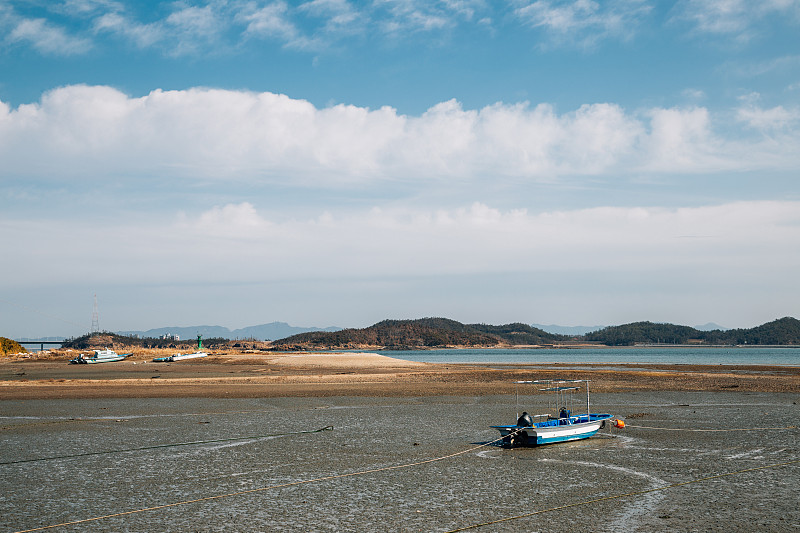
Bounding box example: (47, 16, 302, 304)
(514, 379, 592, 421)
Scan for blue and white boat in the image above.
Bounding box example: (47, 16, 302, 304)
(491, 380, 615, 447)
(70, 348, 130, 364)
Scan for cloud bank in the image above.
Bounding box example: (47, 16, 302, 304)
(1, 85, 798, 186)
(6, 200, 799, 287)
(4, 199, 798, 332)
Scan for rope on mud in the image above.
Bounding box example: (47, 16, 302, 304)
(1, 408, 308, 431)
(624, 424, 797, 432)
(0, 426, 334, 466)
(12, 429, 520, 533)
(443, 457, 800, 532)
(0, 418, 96, 430)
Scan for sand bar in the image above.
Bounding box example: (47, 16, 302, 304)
(1, 350, 798, 399)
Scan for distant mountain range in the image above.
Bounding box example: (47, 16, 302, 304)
(532, 324, 605, 336)
(116, 322, 341, 341)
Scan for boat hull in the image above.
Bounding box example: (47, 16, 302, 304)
(170, 352, 207, 361)
(70, 354, 129, 364)
(153, 352, 208, 362)
(492, 414, 612, 446)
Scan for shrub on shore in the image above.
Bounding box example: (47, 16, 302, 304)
(0, 337, 27, 355)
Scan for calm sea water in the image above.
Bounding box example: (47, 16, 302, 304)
(378, 347, 800, 366)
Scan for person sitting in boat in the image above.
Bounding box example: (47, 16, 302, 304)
(517, 412, 533, 427)
(559, 407, 571, 419)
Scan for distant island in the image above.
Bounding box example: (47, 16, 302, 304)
(51, 316, 800, 352)
(271, 317, 800, 350)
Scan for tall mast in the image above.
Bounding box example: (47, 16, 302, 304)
(91, 294, 99, 334)
(586, 380, 590, 416)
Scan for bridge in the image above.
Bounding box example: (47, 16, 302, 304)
(15, 340, 65, 352)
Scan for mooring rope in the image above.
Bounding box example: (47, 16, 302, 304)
(442, 458, 800, 532)
(0, 426, 334, 466)
(0, 418, 95, 431)
(1, 408, 307, 431)
(12, 429, 520, 533)
(624, 424, 797, 432)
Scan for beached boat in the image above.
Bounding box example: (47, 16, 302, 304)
(70, 349, 130, 364)
(491, 380, 615, 446)
(152, 351, 208, 362)
(152, 334, 208, 362)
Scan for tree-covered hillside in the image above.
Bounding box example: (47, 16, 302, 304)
(585, 317, 800, 346)
(469, 323, 568, 345)
(61, 332, 231, 350)
(0, 337, 27, 355)
(272, 318, 566, 349)
(700, 317, 800, 345)
(584, 322, 703, 345)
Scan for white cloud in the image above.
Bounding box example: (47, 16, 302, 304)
(91, 2, 229, 55)
(5, 0, 795, 60)
(639, 106, 725, 172)
(514, 0, 652, 48)
(737, 103, 800, 132)
(6, 17, 92, 55)
(2, 85, 798, 188)
(674, 0, 800, 42)
(375, 0, 452, 34)
(93, 12, 164, 48)
(4, 201, 799, 290)
(299, 0, 365, 36)
(240, 1, 302, 44)
(681, 88, 706, 101)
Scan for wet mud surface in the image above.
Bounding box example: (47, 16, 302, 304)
(2, 392, 798, 532)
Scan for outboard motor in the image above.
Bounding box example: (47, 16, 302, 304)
(517, 412, 533, 427)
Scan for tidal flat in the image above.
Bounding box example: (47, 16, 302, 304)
(2, 392, 798, 532)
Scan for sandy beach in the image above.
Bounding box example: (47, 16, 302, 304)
(1, 349, 798, 399)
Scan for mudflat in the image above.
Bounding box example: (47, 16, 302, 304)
(1, 350, 798, 399)
(2, 391, 798, 532)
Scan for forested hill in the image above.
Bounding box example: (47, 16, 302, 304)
(1, 337, 27, 355)
(271, 318, 566, 350)
(584, 317, 800, 346)
(54, 317, 800, 352)
(273, 317, 800, 349)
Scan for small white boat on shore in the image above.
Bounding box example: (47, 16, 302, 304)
(153, 351, 208, 362)
(491, 379, 617, 447)
(70, 349, 130, 364)
(152, 334, 208, 362)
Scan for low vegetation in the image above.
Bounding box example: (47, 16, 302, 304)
(0, 337, 27, 355)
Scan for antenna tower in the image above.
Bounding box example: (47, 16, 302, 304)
(91, 294, 100, 334)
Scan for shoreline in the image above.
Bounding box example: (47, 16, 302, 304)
(2, 350, 798, 399)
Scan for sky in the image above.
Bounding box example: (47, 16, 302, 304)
(1, 0, 799, 339)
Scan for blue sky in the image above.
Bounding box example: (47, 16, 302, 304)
(1, 0, 799, 338)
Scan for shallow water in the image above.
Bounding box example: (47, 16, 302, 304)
(2, 393, 798, 532)
(383, 347, 800, 366)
